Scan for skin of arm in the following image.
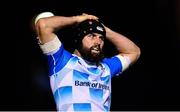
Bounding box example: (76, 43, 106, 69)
(105, 26, 141, 65)
(34, 12, 140, 65)
(34, 13, 98, 44)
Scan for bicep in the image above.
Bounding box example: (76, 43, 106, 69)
(34, 12, 55, 44)
(36, 18, 56, 44)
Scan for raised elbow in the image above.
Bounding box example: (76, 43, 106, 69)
(135, 46, 141, 60)
(35, 18, 53, 33)
(36, 18, 47, 30)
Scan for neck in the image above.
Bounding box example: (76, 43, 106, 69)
(73, 49, 81, 57)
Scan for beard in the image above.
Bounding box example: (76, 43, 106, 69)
(78, 44, 104, 63)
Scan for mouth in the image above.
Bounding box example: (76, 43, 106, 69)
(90, 46, 100, 54)
(91, 49, 100, 54)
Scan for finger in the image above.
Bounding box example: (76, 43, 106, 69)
(82, 13, 88, 16)
(89, 15, 99, 20)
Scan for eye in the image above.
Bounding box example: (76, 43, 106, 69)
(87, 33, 95, 38)
(99, 36, 104, 41)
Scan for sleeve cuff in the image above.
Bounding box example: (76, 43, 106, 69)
(116, 55, 131, 72)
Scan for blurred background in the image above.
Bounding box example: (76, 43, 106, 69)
(13, 0, 180, 111)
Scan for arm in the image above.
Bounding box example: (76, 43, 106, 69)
(105, 26, 141, 67)
(34, 12, 98, 44)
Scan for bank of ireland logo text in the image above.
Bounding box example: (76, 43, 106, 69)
(75, 80, 109, 90)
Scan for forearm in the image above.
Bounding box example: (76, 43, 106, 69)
(105, 26, 141, 64)
(35, 16, 77, 43)
(35, 13, 98, 44)
(37, 16, 78, 32)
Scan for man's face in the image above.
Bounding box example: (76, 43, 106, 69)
(78, 33, 105, 63)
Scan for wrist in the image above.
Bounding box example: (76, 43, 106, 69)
(105, 27, 113, 38)
(72, 16, 80, 24)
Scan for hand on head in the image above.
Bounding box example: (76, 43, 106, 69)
(75, 13, 99, 23)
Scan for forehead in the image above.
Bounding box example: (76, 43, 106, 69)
(85, 33, 103, 37)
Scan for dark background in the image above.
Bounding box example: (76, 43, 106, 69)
(12, 0, 180, 111)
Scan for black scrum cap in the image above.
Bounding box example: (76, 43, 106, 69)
(74, 19, 106, 46)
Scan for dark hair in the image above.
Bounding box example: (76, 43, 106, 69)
(73, 19, 106, 48)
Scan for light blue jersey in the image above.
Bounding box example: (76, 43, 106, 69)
(40, 36, 124, 111)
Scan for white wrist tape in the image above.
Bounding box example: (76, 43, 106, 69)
(35, 12, 54, 25)
(116, 55, 131, 71)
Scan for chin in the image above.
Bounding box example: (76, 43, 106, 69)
(78, 46, 104, 63)
(89, 53, 104, 62)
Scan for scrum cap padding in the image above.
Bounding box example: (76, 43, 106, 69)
(74, 19, 106, 43)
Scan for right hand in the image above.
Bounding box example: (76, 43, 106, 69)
(74, 13, 99, 23)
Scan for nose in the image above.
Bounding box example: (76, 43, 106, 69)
(93, 35, 103, 44)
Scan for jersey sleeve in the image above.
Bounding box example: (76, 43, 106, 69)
(103, 54, 131, 77)
(38, 35, 72, 76)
